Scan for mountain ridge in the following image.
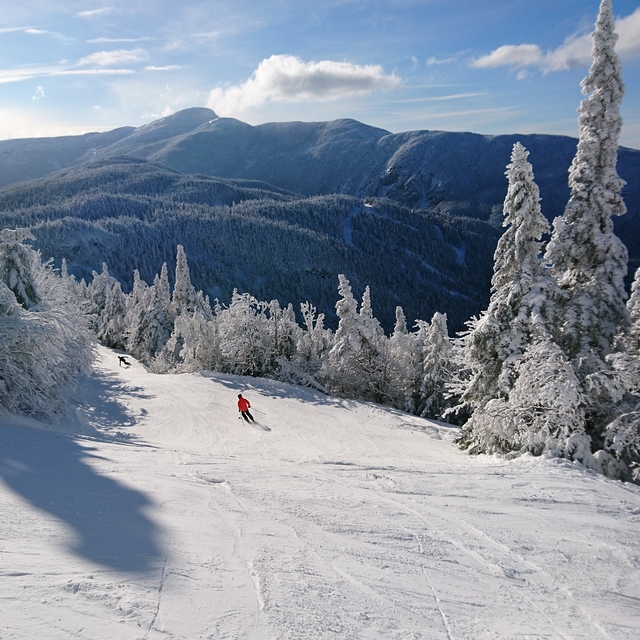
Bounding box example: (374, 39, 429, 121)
(1, 108, 639, 330)
(1, 108, 637, 228)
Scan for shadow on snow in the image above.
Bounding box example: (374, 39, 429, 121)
(0, 370, 164, 573)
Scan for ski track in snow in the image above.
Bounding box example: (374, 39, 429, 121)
(1, 345, 640, 639)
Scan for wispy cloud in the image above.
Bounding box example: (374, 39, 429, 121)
(399, 92, 488, 103)
(145, 65, 185, 72)
(88, 37, 155, 44)
(427, 52, 467, 67)
(77, 8, 114, 19)
(471, 7, 640, 73)
(208, 54, 402, 113)
(77, 48, 149, 68)
(0, 63, 135, 85)
(0, 26, 69, 42)
(54, 69, 135, 76)
(0, 42, 150, 85)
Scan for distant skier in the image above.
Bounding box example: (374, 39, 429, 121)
(237, 394, 256, 423)
(118, 355, 131, 367)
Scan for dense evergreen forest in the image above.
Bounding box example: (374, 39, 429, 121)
(0, 158, 499, 332)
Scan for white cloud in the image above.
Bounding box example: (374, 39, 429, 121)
(53, 68, 135, 76)
(145, 65, 185, 72)
(77, 48, 149, 68)
(77, 8, 113, 19)
(0, 58, 139, 85)
(471, 7, 640, 73)
(472, 44, 544, 70)
(88, 37, 155, 44)
(427, 54, 464, 66)
(615, 7, 640, 59)
(0, 27, 69, 42)
(0, 64, 61, 84)
(207, 54, 402, 114)
(32, 85, 45, 100)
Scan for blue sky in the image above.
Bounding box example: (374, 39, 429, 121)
(1, 1, 639, 148)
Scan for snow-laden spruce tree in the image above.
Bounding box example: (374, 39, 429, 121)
(126, 271, 174, 363)
(296, 301, 331, 372)
(544, 0, 629, 366)
(216, 290, 274, 377)
(0, 229, 41, 310)
(454, 143, 581, 454)
(123, 269, 147, 345)
(97, 280, 127, 350)
(0, 231, 93, 419)
(357, 285, 392, 403)
(321, 276, 391, 402)
(172, 245, 198, 317)
(321, 274, 361, 396)
(387, 306, 421, 411)
(395, 318, 430, 415)
(541, 1, 640, 477)
(457, 143, 550, 410)
(418, 312, 456, 420)
(161, 301, 219, 373)
(467, 332, 590, 458)
(269, 299, 302, 362)
(84, 263, 118, 332)
(626, 267, 640, 353)
(276, 301, 332, 390)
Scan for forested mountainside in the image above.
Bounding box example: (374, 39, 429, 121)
(1, 107, 638, 265)
(0, 158, 499, 331)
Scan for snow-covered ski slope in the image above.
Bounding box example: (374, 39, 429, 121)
(1, 346, 639, 639)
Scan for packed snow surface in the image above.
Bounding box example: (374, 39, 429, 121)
(1, 346, 639, 639)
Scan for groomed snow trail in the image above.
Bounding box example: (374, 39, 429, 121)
(1, 346, 639, 639)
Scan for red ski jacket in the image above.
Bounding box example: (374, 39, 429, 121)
(238, 397, 251, 412)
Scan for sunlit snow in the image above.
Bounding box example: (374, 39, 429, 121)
(1, 346, 639, 639)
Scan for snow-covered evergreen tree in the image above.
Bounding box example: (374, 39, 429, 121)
(461, 331, 589, 458)
(172, 245, 197, 317)
(457, 142, 550, 414)
(97, 280, 127, 350)
(321, 274, 361, 396)
(123, 269, 147, 347)
(297, 302, 331, 366)
(387, 307, 421, 412)
(127, 272, 174, 363)
(85, 263, 119, 332)
(276, 301, 331, 389)
(0, 233, 93, 419)
(538, 2, 638, 477)
(356, 286, 391, 403)
(164, 304, 219, 373)
(216, 290, 274, 377)
(269, 299, 301, 362)
(544, 0, 629, 365)
(0, 229, 41, 310)
(320, 277, 392, 403)
(626, 267, 640, 353)
(452, 142, 594, 457)
(418, 312, 455, 420)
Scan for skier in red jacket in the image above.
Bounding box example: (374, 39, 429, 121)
(237, 394, 256, 423)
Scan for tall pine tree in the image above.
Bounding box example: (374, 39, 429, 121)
(544, 0, 628, 366)
(458, 142, 550, 412)
(456, 142, 572, 454)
